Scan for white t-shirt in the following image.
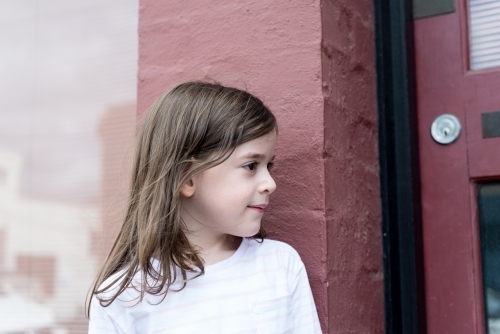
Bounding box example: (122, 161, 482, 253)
(89, 238, 322, 333)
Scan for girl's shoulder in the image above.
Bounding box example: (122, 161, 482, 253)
(93, 265, 151, 308)
(97, 267, 133, 292)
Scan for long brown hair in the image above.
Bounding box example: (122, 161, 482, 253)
(86, 81, 277, 316)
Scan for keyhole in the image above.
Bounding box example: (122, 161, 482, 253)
(442, 127, 450, 136)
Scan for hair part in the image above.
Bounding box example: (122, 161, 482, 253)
(86, 81, 277, 316)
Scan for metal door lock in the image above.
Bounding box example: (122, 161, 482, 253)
(430, 114, 462, 144)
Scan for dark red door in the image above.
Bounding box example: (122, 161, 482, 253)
(415, 0, 500, 333)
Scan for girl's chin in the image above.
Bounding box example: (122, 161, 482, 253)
(245, 225, 263, 238)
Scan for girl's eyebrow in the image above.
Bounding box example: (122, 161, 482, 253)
(241, 153, 275, 160)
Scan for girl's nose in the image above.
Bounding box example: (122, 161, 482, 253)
(259, 170, 277, 194)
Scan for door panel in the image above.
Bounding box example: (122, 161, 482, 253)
(414, 0, 500, 332)
(465, 71, 500, 178)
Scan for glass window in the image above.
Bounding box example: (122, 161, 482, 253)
(478, 182, 500, 334)
(0, 1, 138, 332)
(469, 0, 500, 70)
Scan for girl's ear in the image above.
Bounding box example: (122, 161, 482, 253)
(180, 178, 195, 198)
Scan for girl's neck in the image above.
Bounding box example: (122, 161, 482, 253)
(188, 232, 242, 266)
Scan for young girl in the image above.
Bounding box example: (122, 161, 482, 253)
(87, 82, 321, 333)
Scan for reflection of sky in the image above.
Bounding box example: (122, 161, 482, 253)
(0, 0, 138, 204)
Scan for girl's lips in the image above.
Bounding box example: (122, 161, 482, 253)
(247, 204, 267, 213)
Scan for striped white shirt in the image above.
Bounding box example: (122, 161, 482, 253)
(89, 238, 322, 333)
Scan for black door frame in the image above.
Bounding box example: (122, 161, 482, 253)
(374, 0, 426, 333)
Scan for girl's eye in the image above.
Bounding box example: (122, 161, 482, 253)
(267, 162, 274, 170)
(243, 162, 257, 171)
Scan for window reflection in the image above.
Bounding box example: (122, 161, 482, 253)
(478, 182, 500, 334)
(0, 1, 138, 332)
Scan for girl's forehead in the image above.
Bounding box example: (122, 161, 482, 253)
(232, 132, 277, 157)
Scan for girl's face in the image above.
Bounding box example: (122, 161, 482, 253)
(180, 131, 277, 238)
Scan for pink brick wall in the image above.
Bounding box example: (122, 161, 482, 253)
(138, 1, 383, 331)
(321, 1, 384, 332)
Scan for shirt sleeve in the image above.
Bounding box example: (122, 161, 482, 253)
(88, 298, 125, 334)
(289, 264, 322, 333)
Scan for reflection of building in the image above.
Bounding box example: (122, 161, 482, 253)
(0, 148, 23, 278)
(0, 103, 136, 333)
(0, 147, 99, 332)
(0, 0, 138, 331)
(96, 104, 136, 262)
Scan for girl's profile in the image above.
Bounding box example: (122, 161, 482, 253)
(87, 82, 321, 333)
